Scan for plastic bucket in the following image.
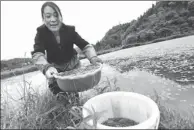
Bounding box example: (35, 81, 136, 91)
(82, 91, 160, 129)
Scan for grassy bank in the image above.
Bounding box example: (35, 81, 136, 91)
(1, 33, 193, 80)
(1, 65, 38, 79)
(1, 76, 194, 129)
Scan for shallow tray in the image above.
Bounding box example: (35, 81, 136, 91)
(53, 64, 103, 92)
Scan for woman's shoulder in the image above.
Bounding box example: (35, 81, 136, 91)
(62, 23, 76, 32)
(36, 24, 47, 32)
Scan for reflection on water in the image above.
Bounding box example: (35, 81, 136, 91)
(114, 70, 194, 113)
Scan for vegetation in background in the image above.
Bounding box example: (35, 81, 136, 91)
(1, 58, 33, 71)
(94, 1, 194, 51)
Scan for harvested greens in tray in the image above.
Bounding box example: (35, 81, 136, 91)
(102, 117, 139, 127)
(57, 64, 101, 77)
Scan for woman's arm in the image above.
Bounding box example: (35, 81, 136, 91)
(73, 27, 98, 62)
(31, 28, 52, 74)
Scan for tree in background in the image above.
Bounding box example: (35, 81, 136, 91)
(188, 1, 194, 16)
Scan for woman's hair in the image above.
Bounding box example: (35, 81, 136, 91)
(41, 1, 62, 19)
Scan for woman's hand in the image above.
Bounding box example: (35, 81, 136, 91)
(45, 67, 58, 78)
(90, 56, 103, 65)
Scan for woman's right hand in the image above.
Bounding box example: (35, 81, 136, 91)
(45, 67, 58, 78)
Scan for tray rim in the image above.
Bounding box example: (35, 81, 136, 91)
(53, 63, 103, 80)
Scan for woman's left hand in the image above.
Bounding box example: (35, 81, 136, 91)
(90, 56, 103, 65)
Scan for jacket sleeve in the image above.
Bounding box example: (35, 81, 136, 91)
(31, 28, 52, 74)
(73, 27, 97, 61)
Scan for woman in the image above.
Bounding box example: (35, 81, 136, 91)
(31, 1, 103, 105)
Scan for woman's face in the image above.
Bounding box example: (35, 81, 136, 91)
(43, 6, 62, 32)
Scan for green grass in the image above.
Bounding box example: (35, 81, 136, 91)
(150, 90, 194, 129)
(1, 85, 80, 129)
(1, 76, 194, 129)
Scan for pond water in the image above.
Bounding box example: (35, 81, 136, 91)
(1, 71, 47, 106)
(116, 70, 194, 112)
(102, 35, 194, 115)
